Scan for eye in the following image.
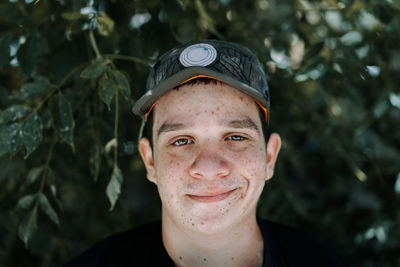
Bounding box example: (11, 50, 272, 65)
(226, 135, 247, 141)
(172, 138, 193, 146)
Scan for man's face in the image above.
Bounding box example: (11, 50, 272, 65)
(139, 82, 281, 234)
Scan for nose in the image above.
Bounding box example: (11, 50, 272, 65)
(189, 145, 230, 179)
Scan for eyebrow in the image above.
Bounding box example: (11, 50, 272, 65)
(156, 117, 261, 137)
(223, 117, 261, 135)
(157, 122, 189, 138)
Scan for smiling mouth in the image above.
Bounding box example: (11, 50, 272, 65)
(188, 189, 237, 203)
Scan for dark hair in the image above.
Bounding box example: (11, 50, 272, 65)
(142, 78, 270, 148)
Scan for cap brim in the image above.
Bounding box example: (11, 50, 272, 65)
(132, 66, 268, 117)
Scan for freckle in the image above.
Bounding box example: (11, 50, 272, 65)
(203, 258, 207, 261)
(211, 111, 215, 115)
(179, 256, 183, 260)
(192, 223, 195, 226)
(228, 202, 231, 205)
(231, 257, 235, 261)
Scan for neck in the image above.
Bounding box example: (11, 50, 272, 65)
(162, 213, 264, 267)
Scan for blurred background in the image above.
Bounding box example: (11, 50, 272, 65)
(0, 0, 399, 266)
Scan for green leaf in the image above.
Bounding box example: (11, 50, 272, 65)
(45, 169, 61, 206)
(19, 76, 52, 100)
(0, 105, 32, 125)
(89, 144, 101, 182)
(99, 74, 116, 108)
(10, 129, 23, 156)
(80, 59, 111, 79)
(0, 122, 22, 156)
(38, 192, 60, 225)
(97, 12, 115, 37)
(40, 110, 52, 129)
(51, 93, 75, 150)
(0, 32, 12, 68)
(15, 194, 37, 211)
(50, 184, 57, 198)
(340, 31, 363, 46)
(23, 112, 43, 158)
(110, 69, 131, 99)
(18, 206, 38, 248)
(62, 11, 89, 21)
(17, 32, 48, 76)
(104, 138, 117, 155)
(106, 165, 123, 211)
(26, 166, 45, 185)
(46, 168, 58, 198)
(66, 19, 89, 36)
(98, 69, 130, 107)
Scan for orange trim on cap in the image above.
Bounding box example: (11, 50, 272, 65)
(144, 99, 159, 121)
(178, 75, 218, 86)
(255, 100, 268, 124)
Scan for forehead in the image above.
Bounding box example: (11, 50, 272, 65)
(152, 82, 260, 126)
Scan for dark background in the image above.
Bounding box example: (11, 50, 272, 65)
(0, 0, 399, 266)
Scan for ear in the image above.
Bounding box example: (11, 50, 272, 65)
(265, 133, 281, 181)
(139, 138, 157, 184)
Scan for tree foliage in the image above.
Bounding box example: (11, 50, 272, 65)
(0, 0, 399, 266)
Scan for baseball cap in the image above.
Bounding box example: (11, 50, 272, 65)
(132, 39, 270, 123)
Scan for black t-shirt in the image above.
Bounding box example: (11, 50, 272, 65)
(64, 219, 351, 267)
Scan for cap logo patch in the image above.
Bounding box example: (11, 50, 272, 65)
(179, 43, 217, 67)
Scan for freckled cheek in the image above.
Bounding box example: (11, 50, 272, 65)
(157, 168, 182, 186)
(157, 177, 181, 207)
(162, 160, 186, 180)
(156, 158, 187, 196)
(235, 153, 267, 180)
(235, 149, 265, 164)
(157, 157, 184, 175)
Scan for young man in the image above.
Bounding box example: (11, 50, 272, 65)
(65, 40, 348, 266)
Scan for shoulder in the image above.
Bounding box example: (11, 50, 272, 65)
(259, 219, 353, 267)
(63, 221, 162, 267)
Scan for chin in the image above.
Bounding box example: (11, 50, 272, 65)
(185, 208, 244, 234)
(189, 218, 231, 234)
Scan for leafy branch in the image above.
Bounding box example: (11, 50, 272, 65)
(16, 135, 59, 248)
(104, 54, 151, 66)
(89, 27, 102, 59)
(79, 19, 128, 211)
(113, 92, 119, 166)
(38, 135, 57, 193)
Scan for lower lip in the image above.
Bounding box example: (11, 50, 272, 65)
(188, 189, 236, 203)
